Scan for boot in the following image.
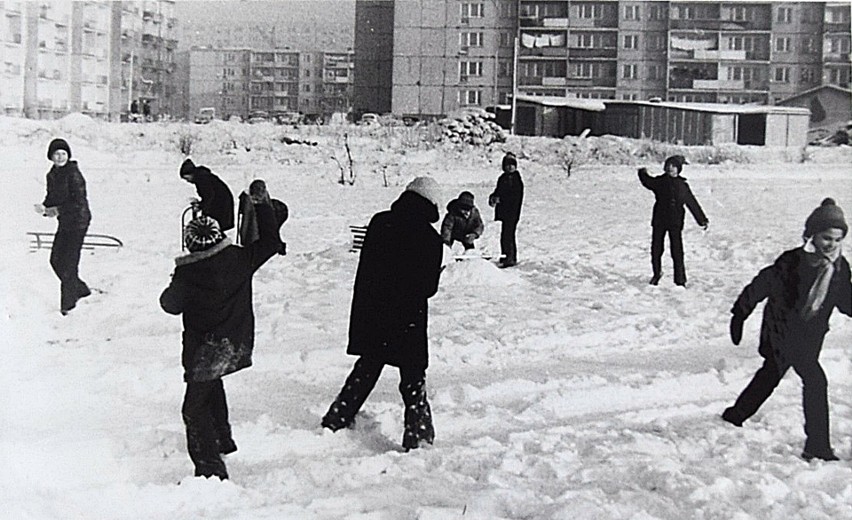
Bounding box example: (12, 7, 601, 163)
(401, 380, 434, 451)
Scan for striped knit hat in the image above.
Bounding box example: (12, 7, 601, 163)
(184, 216, 225, 252)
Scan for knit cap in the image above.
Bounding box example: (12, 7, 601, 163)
(47, 138, 71, 160)
(184, 216, 225, 252)
(664, 155, 688, 173)
(804, 198, 848, 238)
(405, 176, 441, 209)
(457, 191, 475, 210)
(180, 158, 196, 177)
(502, 152, 517, 171)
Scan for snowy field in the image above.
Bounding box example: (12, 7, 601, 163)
(1, 115, 852, 519)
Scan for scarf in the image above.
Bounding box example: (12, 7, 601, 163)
(800, 239, 841, 321)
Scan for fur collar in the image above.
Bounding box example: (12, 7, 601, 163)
(175, 237, 232, 266)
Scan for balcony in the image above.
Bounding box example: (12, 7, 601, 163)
(569, 47, 617, 59)
(519, 46, 568, 57)
(669, 19, 768, 31)
(823, 52, 851, 63)
(824, 21, 851, 33)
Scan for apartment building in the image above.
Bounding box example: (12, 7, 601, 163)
(354, 0, 852, 117)
(177, 47, 354, 121)
(1, 0, 176, 120)
(121, 0, 178, 117)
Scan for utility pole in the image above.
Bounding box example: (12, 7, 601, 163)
(511, 35, 518, 134)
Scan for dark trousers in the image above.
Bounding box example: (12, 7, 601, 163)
(729, 353, 831, 454)
(651, 225, 685, 285)
(50, 222, 89, 311)
(500, 219, 518, 264)
(182, 379, 231, 479)
(322, 356, 434, 449)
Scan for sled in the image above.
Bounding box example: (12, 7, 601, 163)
(28, 231, 123, 251)
(453, 252, 505, 262)
(349, 224, 368, 252)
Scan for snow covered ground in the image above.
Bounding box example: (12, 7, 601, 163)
(2, 115, 852, 519)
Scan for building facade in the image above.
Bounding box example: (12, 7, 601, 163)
(1, 0, 176, 120)
(177, 47, 354, 121)
(354, 0, 852, 117)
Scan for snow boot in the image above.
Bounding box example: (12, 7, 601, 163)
(217, 438, 238, 455)
(721, 407, 744, 427)
(801, 449, 839, 462)
(322, 358, 381, 432)
(401, 379, 434, 451)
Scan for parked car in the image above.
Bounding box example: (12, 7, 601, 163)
(248, 110, 269, 124)
(358, 112, 380, 126)
(275, 111, 302, 125)
(194, 107, 215, 124)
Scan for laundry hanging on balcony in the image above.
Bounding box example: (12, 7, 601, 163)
(671, 36, 717, 51)
(521, 32, 566, 48)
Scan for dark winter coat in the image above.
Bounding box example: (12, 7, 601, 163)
(732, 247, 852, 370)
(347, 191, 444, 370)
(237, 191, 288, 253)
(489, 171, 524, 223)
(440, 200, 484, 246)
(42, 161, 91, 229)
(638, 169, 707, 230)
(160, 204, 282, 382)
(190, 167, 235, 231)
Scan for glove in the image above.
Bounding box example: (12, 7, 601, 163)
(188, 197, 200, 206)
(488, 194, 499, 207)
(729, 314, 744, 345)
(464, 233, 477, 243)
(44, 207, 59, 218)
(34, 203, 45, 215)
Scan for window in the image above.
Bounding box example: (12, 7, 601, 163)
(828, 36, 850, 54)
(578, 33, 594, 48)
(624, 5, 639, 20)
(623, 35, 638, 49)
(773, 67, 789, 83)
(647, 34, 665, 50)
(460, 32, 484, 47)
(500, 32, 513, 48)
(622, 64, 638, 79)
(498, 59, 512, 77)
(732, 6, 754, 22)
(800, 67, 818, 84)
(459, 61, 483, 79)
(802, 37, 818, 54)
(459, 89, 481, 105)
(776, 7, 792, 23)
(460, 3, 484, 20)
(775, 37, 790, 52)
(728, 36, 755, 51)
(499, 1, 514, 18)
(621, 93, 638, 100)
(578, 4, 601, 19)
(648, 4, 665, 20)
(647, 64, 663, 80)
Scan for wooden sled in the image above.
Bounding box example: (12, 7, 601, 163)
(350, 224, 503, 261)
(28, 231, 123, 252)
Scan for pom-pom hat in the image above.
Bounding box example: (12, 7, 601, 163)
(456, 191, 475, 210)
(184, 216, 226, 252)
(804, 198, 848, 238)
(502, 152, 517, 170)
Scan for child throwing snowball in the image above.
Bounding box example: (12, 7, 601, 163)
(638, 155, 708, 286)
(722, 198, 852, 461)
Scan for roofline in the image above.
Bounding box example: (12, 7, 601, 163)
(777, 84, 852, 104)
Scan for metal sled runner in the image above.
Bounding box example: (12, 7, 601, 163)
(28, 232, 123, 251)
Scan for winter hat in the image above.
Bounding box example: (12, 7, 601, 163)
(180, 158, 196, 177)
(405, 176, 441, 209)
(456, 191, 475, 210)
(184, 215, 226, 252)
(47, 138, 71, 160)
(502, 152, 517, 171)
(804, 198, 848, 238)
(663, 155, 688, 173)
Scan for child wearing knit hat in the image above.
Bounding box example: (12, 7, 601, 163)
(488, 152, 524, 267)
(722, 198, 852, 461)
(34, 138, 92, 315)
(160, 186, 287, 480)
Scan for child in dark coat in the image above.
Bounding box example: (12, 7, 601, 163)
(638, 155, 708, 286)
(180, 158, 235, 232)
(441, 191, 484, 250)
(160, 189, 283, 479)
(322, 177, 444, 451)
(722, 198, 851, 461)
(489, 153, 524, 268)
(34, 138, 92, 315)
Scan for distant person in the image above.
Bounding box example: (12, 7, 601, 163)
(142, 99, 151, 121)
(160, 187, 286, 480)
(441, 191, 484, 251)
(722, 198, 851, 462)
(488, 152, 524, 268)
(34, 138, 91, 315)
(129, 99, 139, 121)
(237, 179, 288, 255)
(638, 155, 708, 286)
(322, 177, 444, 451)
(179, 158, 235, 232)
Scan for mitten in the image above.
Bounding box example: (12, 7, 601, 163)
(729, 314, 744, 345)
